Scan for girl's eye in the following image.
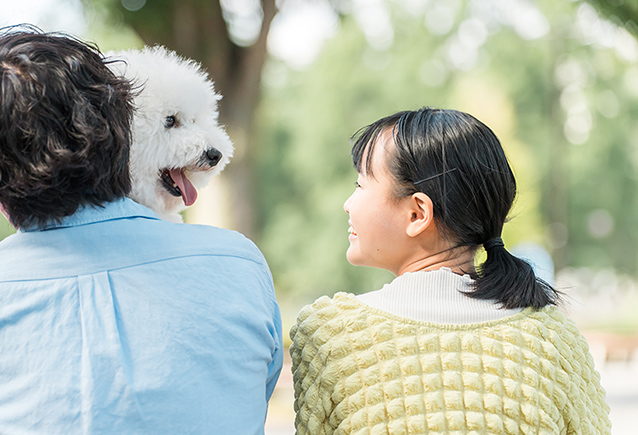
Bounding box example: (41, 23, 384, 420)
(354, 181, 361, 188)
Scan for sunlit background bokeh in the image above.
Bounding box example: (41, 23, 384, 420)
(2, 0, 638, 433)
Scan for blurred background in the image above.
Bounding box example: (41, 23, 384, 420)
(2, 0, 638, 432)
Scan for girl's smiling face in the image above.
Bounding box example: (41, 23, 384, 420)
(343, 132, 410, 274)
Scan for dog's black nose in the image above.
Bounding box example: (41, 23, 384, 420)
(206, 148, 223, 167)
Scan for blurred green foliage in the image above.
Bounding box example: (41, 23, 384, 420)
(254, 0, 638, 307)
(585, 0, 638, 37)
(0, 217, 15, 241)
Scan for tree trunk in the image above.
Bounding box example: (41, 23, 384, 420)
(118, 0, 277, 238)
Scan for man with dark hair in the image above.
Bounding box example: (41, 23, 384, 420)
(0, 27, 283, 433)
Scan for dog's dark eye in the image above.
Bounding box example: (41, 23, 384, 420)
(164, 115, 178, 129)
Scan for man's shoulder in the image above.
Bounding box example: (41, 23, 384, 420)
(0, 213, 270, 281)
(149, 220, 265, 262)
(170, 221, 251, 243)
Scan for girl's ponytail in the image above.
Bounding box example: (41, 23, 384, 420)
(471, 237, 559, 309)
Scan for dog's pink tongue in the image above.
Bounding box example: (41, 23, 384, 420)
(169, 168, 198, 206)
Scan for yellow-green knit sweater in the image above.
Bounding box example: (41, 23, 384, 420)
(290, 292, 611, 434)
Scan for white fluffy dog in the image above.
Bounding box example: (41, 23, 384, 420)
(106, 46, 233, 222)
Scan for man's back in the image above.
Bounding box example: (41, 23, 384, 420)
(0, 199, 283, 434)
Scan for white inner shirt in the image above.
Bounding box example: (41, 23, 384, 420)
(356, 268, 522, 324)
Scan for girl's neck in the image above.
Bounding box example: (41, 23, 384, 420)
(395, 247, 476, 277)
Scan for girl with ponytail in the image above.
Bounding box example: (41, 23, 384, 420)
(290, 107, 610, 434)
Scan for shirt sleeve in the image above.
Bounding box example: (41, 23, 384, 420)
(266, 298, 283, 401)
(245, 239, 284, 403)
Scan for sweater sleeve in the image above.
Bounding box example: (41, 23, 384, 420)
(558, 317, 611, 434)
(531, 308, 610, 434)
(290, 295, 344, 435)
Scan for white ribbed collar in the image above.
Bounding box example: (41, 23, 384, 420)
(356, 268, 522, 324)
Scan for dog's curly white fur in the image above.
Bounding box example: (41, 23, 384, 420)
(106, 46, 233, 222)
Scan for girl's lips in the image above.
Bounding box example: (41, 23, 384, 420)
(348, 226, 357, 239)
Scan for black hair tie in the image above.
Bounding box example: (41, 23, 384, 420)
(483, 237, 504, 251)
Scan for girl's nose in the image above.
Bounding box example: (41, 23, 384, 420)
(344, 193, 353, 213)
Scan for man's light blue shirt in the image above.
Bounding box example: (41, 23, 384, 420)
(0, 198, 283, 434)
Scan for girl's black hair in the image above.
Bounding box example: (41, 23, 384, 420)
(351, 107, 558, 309)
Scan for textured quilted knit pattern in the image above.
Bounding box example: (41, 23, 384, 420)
(290, 293, 611, 435)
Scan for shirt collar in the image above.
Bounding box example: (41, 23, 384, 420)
(20, 198, 160, 232)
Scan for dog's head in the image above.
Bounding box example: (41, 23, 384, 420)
(106, 46, 233, 222)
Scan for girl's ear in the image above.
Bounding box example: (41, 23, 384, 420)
(406, 192, 434, 237)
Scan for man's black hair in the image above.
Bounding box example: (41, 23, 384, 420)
(0, 25, 134, 228)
